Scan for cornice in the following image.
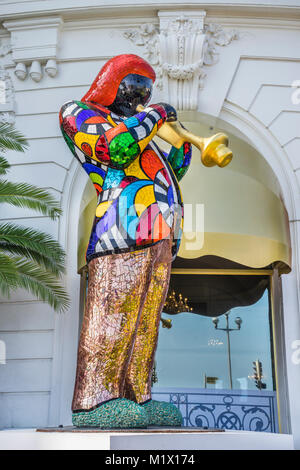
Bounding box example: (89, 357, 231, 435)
(62, 17, 159, 31)
(57, 11, 300, 32)
(2, 14, 299, 33)
(206, 16, 300, 30)
(3, 16, 63, 31)
(1, 1, 300, 22)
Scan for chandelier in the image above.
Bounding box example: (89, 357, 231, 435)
(163, 290, 193, 315)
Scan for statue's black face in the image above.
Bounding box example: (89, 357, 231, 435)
(109, 73, 153, 117)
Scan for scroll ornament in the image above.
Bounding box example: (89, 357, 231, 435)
(124, 20, 239, 92)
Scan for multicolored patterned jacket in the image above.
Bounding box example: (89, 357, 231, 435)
(59, 100, 192, 263)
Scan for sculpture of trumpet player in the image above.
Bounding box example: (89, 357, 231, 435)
(59, 54, 232, 429)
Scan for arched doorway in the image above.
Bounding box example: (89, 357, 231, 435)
(75, 114, 291, 433)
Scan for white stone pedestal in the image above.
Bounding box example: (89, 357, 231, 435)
(0, 428, 294, 450)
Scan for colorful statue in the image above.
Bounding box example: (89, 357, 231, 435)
(59, 54, 230, 429)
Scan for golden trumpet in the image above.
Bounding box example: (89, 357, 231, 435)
(137, 105, 233, 168)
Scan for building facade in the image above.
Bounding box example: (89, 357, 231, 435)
(0, 0, 300, 449)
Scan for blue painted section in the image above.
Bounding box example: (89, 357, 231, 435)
(83, 163, 106, 178)
(124, 116, 139, 128)
(103, 167, 125, 189)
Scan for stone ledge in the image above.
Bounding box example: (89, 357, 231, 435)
(0, 428, 294, 450)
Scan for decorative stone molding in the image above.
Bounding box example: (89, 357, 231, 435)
(14, 62, 27, 80)
(203, 23, 239, 65)
(0, 37, 15, 124)
(0, 111, 15, 125)
(124, 10, 238, 110)
(29, 60, 42, 83)
(0, 68, 14, 105)
(3, 16, 63, 82)
(0, 68, 15, 124)
(0, 40, 12, 59)
(45, 59, 58, 78)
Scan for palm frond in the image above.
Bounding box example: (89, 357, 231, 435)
(0, 223, 66, 276)
(0, 252, 18, 296)
(0, 180, 62, 219)
(0, 125, 69, 312)
(0, 123, 28, 153)
(0, 156, 10, 175)
(8, 257, 70, 313)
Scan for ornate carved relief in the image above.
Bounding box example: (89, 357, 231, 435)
(0, 38, 15, 124)
(203, 23, 239, 65)
(124, 11, 239, 110)
(0, 40, 12, 58)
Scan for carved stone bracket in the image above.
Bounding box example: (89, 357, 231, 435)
(124, 10, 239, 110)
(3, 17, 63, 82)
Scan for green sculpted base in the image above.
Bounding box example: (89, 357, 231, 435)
(142, 400, 183, 427)
(72, 398, 149, 428)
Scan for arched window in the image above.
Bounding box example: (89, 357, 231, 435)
(77, 117, 291, 433)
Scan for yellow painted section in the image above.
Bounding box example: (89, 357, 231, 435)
(125, 157, 150, 180)
(178, 232, 290, 273)
(138, 123, 158, 153)
(134, 185, 156, 216)
(74, 132, 99, 158)
(107, 115, 118, 127)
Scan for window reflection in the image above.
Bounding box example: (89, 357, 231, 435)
(154, 277, 274, 391)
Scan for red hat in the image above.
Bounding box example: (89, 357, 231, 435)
(82, 54, 156, 106)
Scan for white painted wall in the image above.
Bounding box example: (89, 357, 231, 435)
(0, 0, 299, 449)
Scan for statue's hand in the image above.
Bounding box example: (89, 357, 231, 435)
(153, 102, 177, 122)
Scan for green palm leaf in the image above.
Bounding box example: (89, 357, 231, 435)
(0, 124, 70, 312)
(0, 180, 62, 219)
(15, 258, 70, 313)
(0, 156, 10, 175)
(1, 256, 70, 313)
(0, 223, 65, 276)
(0, 252, 18, 295)
(0, 123, 28, 152)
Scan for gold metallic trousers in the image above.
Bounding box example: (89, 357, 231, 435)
(72, 238, 172, 411)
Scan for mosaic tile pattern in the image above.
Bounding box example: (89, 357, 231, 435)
(59, 100, 191, 262)
(72, 398, 149, 428)
(142, 400, 183, 427)
(60, 55, 191, 429)
(72, 238, 173, 411)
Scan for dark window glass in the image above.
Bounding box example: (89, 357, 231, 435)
(152, 274, 279, 432)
